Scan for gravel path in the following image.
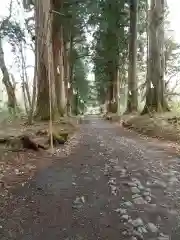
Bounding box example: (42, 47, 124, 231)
(1, 117, 180, 240)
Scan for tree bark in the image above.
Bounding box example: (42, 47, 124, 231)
(28, 17, 37, 124)
(126, 0, 138, 113)
(58, 25, 67, 114)
(52, 0, 67, 116)
(0, 38, 17, 114)
(142, 0, 169, 114)
(67, 34, 73, 115)
(35, 0, 57, 120)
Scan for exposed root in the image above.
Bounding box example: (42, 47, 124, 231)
(20, 135, 47, 151)
(47, 132, 69, 146)
(0, 135, 47, 151)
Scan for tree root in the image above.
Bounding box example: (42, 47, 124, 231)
(0, 135, 47, 151)
(20, 135, 47, 151)
(0, 129, 70, 151)
(47, 132, 69, 146)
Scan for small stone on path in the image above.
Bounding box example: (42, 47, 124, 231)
(115, 208, 127, 214)
(121, 215, 129, 221)
(127, 182, 137, 187)
(123, 201, 133, 207)
(132, 230, 144, 239)
(147, 222, 158, 233)
(132, 194, 141, 199)
(133, 197, 147, 205)
(131, 187, 140, 194)
(132, 218, 144, 227)
(131, 237, 138, 240)
(142, 191, 151, 197)
(145, 196, 151, 202)
(158, 234, 170, 240)
(138, 226, 147, 234)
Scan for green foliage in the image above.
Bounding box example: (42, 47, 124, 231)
(72, 50, 89, 112)
(60, 0, 90, 111)
(0, 19, 25, 49)
(89, 0, 153, 105)
(90, 0, 129, 104)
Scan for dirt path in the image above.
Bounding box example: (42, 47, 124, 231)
(1, 117, 180, 240)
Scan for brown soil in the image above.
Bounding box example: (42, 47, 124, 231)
(0, 117, 78, 203)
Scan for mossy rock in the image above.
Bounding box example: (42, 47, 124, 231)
(58, 132, 69, 141)
(48, 132, 69, 146)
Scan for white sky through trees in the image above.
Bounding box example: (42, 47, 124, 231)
(0, 0, 180, 102)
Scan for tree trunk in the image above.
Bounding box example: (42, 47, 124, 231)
(64, 41, 69, 101)
(28, 73, 37, 124)
(59, 26, 67, 114)
(35, 0, 57, 120)
(126, 0, 138, 113)
(28, 7, 37, 124)
(117, 64, 121, 116)
(106, 61, 117, 113)
(142, 0, 169, 114)
(0, 38, 17, 114)
(52, 12, 67, 116)
(107, 79, 114, 112)
(67, 34, 73, 115)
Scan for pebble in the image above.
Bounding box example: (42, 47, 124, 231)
(115, 208, 127, 214)
(149, 203, 156, 208)
(131, 187, 140, 194)
(132, 218, 144, 227)
(137, 184, 144, 190)
(145, 196, 151, 202)
(132, 178, 141, 185)
(108, 178, 116, 185)
(146, 181, 151, 186)
(15, 169, 20, 175)
(132, 194, 141, 199)
(138, 185, 144, 190)
(110, 185, 117, 191)
(131, 237, 138, 240)
(73, 197, 84, 209)
(109, 158, 118, 164)
(147, 222, 158, 232)
(123, 201, 133, 207)
(132, 230, 144, 239)
(111, 187, 117, 195)
(158, 234, 170, 240)
(138, 226, 147, 234)
(128, 218, 133, 223)
(127, 182, 137, 187)
(122, 230, 128, 235)
(121, 215, 129, 221)
(142, 191, 150, 197)
(133, 197, 147, 205)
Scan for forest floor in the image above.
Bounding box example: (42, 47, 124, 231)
(0, 116, 79, 204)
(106, 112, 180, 152)
(0, 116, 180, 239)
